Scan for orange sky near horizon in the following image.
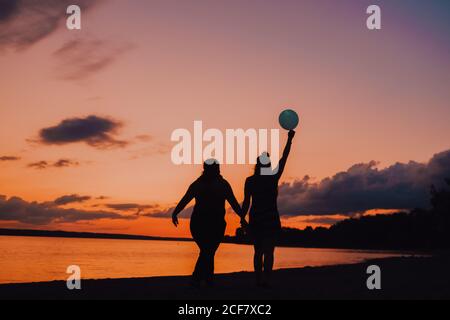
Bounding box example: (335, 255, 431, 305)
(1, 0, 450, 237)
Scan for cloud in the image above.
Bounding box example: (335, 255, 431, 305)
(38, 115, 128, 149)
(54, 194, 91, 206)
(0, 1, 131, 79)
(27, 159, 79, 169)
(27, 161, 50, 170)
(143, 206, 193, 219)
(135, 135, 153, 142)
(0, 0, 101, 50)
(104, 203, 157, 215)
(0, 0, 20, 22)
(278, 149, 450, 217)
(53, 159, 80, 168)
(53, 38, 133, 81)
(0, 156, 20, 161)
(0, 195, 137, 225)
(301, 216, 347, 225)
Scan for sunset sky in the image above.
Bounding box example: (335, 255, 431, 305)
(1, 0, 449, 237)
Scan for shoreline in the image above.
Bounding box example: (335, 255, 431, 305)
(0, 231, 430, 252)
(0, 229, 193, 243)
(1, 256, 449, 300)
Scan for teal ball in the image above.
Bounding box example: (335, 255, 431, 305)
(279, 109, 299, 130)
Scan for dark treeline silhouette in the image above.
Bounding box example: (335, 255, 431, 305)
(228, 179, 450, 251)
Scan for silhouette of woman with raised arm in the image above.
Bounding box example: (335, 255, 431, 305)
(242, 130, 296, 287)
(171, 159, 243, 287)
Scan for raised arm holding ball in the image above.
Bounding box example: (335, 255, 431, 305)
(241, 109, 298, 287)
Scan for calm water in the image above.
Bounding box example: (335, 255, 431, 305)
(0, 236, 407, 284)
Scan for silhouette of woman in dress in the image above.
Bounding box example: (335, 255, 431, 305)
(171, 159, 243, 286)
(242, 130, 296, 287)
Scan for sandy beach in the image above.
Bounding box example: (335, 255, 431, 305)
(0, 256, 448, 300)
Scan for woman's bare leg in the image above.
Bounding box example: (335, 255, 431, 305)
(254, 244, 264, 285)
(263, 240, 275, 286)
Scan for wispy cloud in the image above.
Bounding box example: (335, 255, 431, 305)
(0, 194, 137, 225)
(0, 156, 20, 161)
(28, 159, 79, 170)
(0, 0, 101, 50)
(135, 135, 153, 143)
(27, 161, 50, 170)
(53, 159, 80, 168)
(54, 194, 91, 206)
(104, 203, 158, 216)
(53, 38, 133, 81)
(142, 206, 193, 220)
(0, 1, 132, 79)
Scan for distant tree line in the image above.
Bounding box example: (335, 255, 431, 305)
(226, 179, 450, 251)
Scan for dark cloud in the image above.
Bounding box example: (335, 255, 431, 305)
(54, 194, 91, 206)
(0, 0, 100, 50)
(27, 161, 50, 170)
(302, 216, 346, 226)
(53, 38, 133, 81)
(53, 159, 79, 168)
(0, 195, 136, 225)
(278, 149, 450, 217)
(143, 206, 193, 219)
(27, 159, 79, 169)
(0, 156, 20, 161)
(38, 115, 128, 149)
(0, 0, 20, 22)
(105, 203, 157, 215)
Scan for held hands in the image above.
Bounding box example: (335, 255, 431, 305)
(240, 217, 249, 229)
